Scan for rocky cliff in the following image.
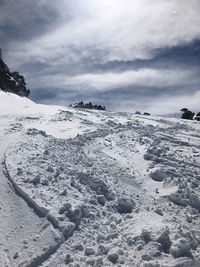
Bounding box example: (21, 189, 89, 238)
(0, 50, 30, 97)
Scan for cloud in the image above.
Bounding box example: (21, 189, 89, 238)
(112, 90, 200, 115)
(6, 0, 200, 65)
(0, 0, 74, 48)
(66, 68, 199, 91)
(26, 67, 199, 95)
(1, 0, 200, 115)
(149, 91, 200, 115)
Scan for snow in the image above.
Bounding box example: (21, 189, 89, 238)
(0, 90, 200, 266)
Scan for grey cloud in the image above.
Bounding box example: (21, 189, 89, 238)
(0, 0, 74, 49)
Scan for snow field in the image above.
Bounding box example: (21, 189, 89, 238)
(1, 91, 200, 266)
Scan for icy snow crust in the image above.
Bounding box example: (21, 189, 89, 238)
(1, 91, 200, 266)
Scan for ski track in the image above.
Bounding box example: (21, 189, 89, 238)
(1, 92, 200, 266)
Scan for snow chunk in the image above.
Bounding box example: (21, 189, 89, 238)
(156, 230, 171, 253)
(84, 247, 95, 256)
(189, 193, 200, 210)
(107, 249, 119, 264)
(150, 170, 166, 182)
(170, 238, 193, 258)
(117, 198, 136, 214)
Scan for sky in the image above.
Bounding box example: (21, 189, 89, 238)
(0, 0, 200, 115)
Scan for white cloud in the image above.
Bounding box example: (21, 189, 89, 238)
(29, 68, 199, 92)
(114, 90, 200, 115)
(148, 91, 200, 115)
(10, 0, 200, 64)
(68, 68, 198, 90)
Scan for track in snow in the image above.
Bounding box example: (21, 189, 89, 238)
(1, 92, 200, 266)
(0, 123, 63, 267)
(4, 111, 200, 267)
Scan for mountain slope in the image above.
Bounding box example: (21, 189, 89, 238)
(0, 91, 200, 267)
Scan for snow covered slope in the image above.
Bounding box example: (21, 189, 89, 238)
(0, 91, 200, 267)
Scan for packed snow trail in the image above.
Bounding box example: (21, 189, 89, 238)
(1, 91, 200, 266)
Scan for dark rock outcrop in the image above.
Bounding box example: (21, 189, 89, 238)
(0, 49, 30, 97)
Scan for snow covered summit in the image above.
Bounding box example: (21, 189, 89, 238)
(0, 91, 200, 266)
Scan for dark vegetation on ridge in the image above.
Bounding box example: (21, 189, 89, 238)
(70, 101, 106, 111)
(135, 111, 151, 116)
(181, 108, 200, 121)
(0, 49, 30, 97)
